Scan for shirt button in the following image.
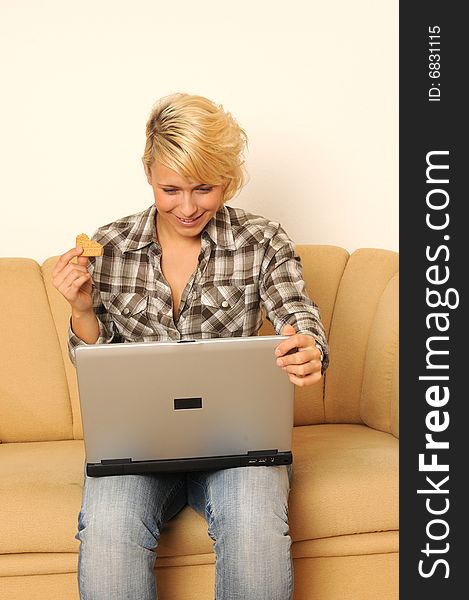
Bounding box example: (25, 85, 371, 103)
(122, 307, 130, 315)
(221, 300, 229, 308)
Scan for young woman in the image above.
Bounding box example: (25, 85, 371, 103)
(52, 92, 329, 600)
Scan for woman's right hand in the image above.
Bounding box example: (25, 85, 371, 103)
(52, 247, 93, 315)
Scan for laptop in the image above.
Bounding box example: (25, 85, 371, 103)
(75, 335, 294, 477)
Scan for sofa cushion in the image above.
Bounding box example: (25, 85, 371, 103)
(289, 424, 398, 541)
(0, 441, 84, 554)
(1, 424, 397, 555)
(0, 440, 214, 556)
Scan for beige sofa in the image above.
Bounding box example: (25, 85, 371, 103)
(0, 245, 398, 600)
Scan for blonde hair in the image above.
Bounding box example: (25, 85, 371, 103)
(142, 93, 249, 202)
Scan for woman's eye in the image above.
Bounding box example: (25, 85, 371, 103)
(162, 188, 212, 194)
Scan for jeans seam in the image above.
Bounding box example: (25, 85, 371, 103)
(156, 476, 187, 536)
(190, 476, 216, 538)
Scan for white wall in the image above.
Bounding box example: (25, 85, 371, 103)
(0, 0, 398, 264)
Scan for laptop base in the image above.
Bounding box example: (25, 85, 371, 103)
(86, 450, 293, 477)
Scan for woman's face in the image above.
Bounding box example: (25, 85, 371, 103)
(144, 161, 225, 242)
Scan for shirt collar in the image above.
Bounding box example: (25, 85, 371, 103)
(120, 203, 236, 253)
(120, 205, 157, 253)
(202, 204, 236, 250)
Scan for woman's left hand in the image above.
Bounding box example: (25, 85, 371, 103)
(275, 324, 323, 387)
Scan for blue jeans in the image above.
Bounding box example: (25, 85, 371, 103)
(76, 464, 293, 599)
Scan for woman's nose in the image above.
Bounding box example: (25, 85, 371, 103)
(179, 193, 198, 217)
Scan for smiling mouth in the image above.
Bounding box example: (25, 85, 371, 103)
(175, 214, 204, 224)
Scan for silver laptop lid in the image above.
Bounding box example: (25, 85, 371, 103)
(75, 336, 294, 465)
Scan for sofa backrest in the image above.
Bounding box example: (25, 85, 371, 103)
(258, 245, 399, 437)
(0, 246, 399, 442)
(0, 259, 73, 442)
(42, 257, 83, 440)
(259, 245, 349, 425)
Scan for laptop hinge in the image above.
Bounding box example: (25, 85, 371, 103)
(100, 458, 132, 465)
(247, 449, 278, 455)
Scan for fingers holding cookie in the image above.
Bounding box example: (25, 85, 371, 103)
(52, 246, 93, 312)
(52, 234, 103, 311)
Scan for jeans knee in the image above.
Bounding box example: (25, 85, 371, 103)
(213, 517, 293, 600)
(77, 507, 158, 553)
(212, 507, 291, 563)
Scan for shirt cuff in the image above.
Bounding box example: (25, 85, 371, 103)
(69, 317, 111, 345)
(314, 342, 324, 362)
(67, 317, 114, 366)
(294, 329, 329, 374)
(296, 331, 325, 362)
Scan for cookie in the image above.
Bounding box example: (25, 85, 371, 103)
(76, 233, 104, 257)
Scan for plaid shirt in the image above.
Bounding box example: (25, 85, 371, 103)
(68, 204, 329, 372)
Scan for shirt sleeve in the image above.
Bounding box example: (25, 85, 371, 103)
(67, 257, 119, 367)
(259, 224, 330, 373)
